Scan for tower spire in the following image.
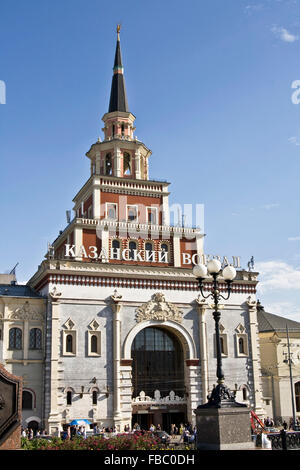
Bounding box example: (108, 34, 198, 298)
(108, 25, 129, 113)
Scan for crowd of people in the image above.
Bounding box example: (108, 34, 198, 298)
(21, 427, 48, 439)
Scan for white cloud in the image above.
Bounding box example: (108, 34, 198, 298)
(288, 236, 300, 241)
(288, 135, 300, 146)
(271, 25, 299, 42)
(260, 203, 279, 210)
(256, 260, 300, 291)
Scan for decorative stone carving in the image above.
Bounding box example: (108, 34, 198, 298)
(88, 319, 100, 331)
(49, 287, 62, 301)
(136, 293, 183, 324)
(246, 296, 257, 311)
(132, 389, 185, 404)
(63, 318, 75, 330)
(10, 301, 42, 321)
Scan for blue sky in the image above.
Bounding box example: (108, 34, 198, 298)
(0, 0, 300, 320)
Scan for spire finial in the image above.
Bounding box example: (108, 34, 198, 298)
(117, 24, 121, 41)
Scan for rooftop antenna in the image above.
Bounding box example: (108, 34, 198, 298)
(66, 210, 71, 224)
(9, 263, 19, 275)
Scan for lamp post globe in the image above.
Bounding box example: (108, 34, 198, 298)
(222, 265, 237, 281)
(193, 264, 208, 279)
(207, 259, 222, 274)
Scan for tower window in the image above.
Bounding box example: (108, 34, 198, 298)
(121, 123, 125, 136)
(106, 203, 117, 220)
(112, 124, 115, 137)
(111, 239, 120, 259)
(105, 153, 112, 175)
(124, 152, 131, 175)
(147, 207, 157, 224)
(127, 205, 138, 222)
(129, 241, 137, 259)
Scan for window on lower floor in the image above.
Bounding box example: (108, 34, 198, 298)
(92, 390, 98, 405)
(67, 391, 72, 406)
(22, 391, 33, 410)
(29, 328, 42, 349)
(9, 327, 22, 350)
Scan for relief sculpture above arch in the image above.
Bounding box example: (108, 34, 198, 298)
(135, 293, 183, 324)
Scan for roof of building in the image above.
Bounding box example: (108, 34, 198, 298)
(0, 284, 43, 298)
(257, 302, 300, 333)
(108, 30, 129, 113)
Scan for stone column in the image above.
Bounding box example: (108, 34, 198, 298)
(114, 147, 121, 177)
(110, 291, 123, 431)
(92, 176, 101, 219)
(74, 225, 83, 261)
(47, 289, 62, 435)
(173, 233, 181, 267)
(134, 149, 141, 179)
(246, 298, 265, 418)
(162, 186, 170, 226)
(95, 150, 101, 175)
(195, 298, 209, 404)
(186, 359, 201, 425)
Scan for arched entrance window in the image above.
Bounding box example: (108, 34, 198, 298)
(131, 327, 184, 398)
(295, 382, 300, 412)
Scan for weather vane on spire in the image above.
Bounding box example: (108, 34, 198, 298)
(117, 24, 121, 40)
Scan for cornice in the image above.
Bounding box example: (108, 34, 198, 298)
(28, 260, 258, 294)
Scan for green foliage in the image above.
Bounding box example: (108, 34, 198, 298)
(20, 433, 187, 451)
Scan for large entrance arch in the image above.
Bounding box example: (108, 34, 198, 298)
(131, 326, 185, 398)
(130, 324, 189, 432)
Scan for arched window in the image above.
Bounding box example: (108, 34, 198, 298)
(111, 239, 120, 260)
(124, 152, 131, 175)
(91, 335, 98, 353)
(107, 203, 117, 220)
(9, 327, 22, 350)
(145, 242, 153, 253)
(66, 391, 72, 406)
(129, 241, 137, 260)
(121, 123, 125, 136)
(22, 391, 33, 410)
(131, 327, 184, 397)
(105, 153, 112, 175)
(296, 382, 300, 412)
(66, 334, 73, 353)
(29, 328, 42, 350)
(161, 243, 168, 253)
(242, 387, 247, 401)
(92, 390, 98, 405)
(238, 337, 245, 354)
(112, 124, 115, 137)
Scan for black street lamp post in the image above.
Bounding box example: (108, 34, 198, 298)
(193, 259, 246, 409)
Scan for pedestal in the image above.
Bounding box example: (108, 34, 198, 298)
(194, 406, 254, 450)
